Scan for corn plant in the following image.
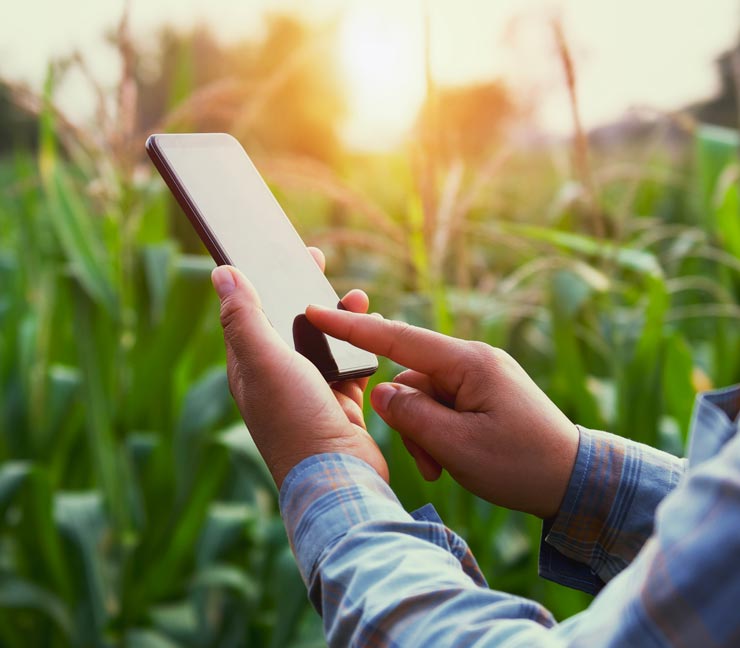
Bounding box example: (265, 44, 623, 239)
(2, 15, 740, 647)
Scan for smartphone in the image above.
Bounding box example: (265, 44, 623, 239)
(146, 132, 378, 382)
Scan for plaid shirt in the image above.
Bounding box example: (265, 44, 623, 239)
(280, 386, 740, 647)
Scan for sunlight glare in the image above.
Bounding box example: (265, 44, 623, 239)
(338, 5, 426, 151)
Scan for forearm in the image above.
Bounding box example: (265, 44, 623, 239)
(539, 426, 686, 592)
(280, 437, 736, 647)
(281, 454, 559, 647)
(555, 429, 740, 646)
(316, 519, 559, 646)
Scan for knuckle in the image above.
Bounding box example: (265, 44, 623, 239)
(226, 353, 251, 397)
(396, 320, 415, 339)
(219, 295, 246, 336)
(387, 320, 415, 356)
(488, 345, 513, 365)
(463, 341, 513, 377)
(227, 367, 244, 403)
(466, 340, 495, 364)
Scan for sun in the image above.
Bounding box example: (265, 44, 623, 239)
(338, 5, 427, 151)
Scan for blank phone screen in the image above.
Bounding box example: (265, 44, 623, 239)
(151, 133, 377, 380)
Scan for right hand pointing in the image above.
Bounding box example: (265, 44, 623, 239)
(305, 305, 579, 519)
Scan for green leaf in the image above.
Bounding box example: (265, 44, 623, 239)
(131, 443, 229, 606)
(38, 68, 117, 315)
(657, 416, 685, 457)
(268, 548, 311, 648)
(149, 602, 198, 643)
(0, 576, 73, 639)
(552, 269, 591, 317)
(616, 276, 670, 443)
(217, 423, 274, 492)
(126, 432, 160, 471)
(713, 165, 740, 258)
(662, 334, 696, 449)
(191, 563, 259, 603)
(175, 253, 215, 277)
(497, 222, 662, 277)
(142, 243, 176, 324)
(695, 124, 739, 217)
(0, 253, 16, 326)
(54, 492, 109, 641)
(492, 518, 531, 567)
(0, 462, 32, 519)
(41, 161, 118, 316)
(548, 271, 603, 427)
(197, 501, 256, 566)
(44, 365, 81, 456)
(177, 368, 231, 440)
(14, 467, 73, 602)
(127, 627, 188, 648)
(175, 366, 232, 490)
(71, 285, 126, 529)
(126, 255, 215, 432)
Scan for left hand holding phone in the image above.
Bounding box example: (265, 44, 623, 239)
(212, 249, 388, 489)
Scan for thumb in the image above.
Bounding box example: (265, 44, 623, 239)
(401, 436, 443, 481)
(211, 265, 288, 366)
(371, 382, 459, 469)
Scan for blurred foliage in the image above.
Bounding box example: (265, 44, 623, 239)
(0, 82, 38, 152)
(2, 9, 740, 648)
(137, 16, 345, 163)
(416, 81, 515, 164)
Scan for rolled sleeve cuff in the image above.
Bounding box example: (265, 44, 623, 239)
(539, 426, 685, 592)
(688, 384, 740, 468)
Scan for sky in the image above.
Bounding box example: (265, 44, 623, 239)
(1, 0, 738, 150)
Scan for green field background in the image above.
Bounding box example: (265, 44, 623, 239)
(2, 20, 740, 647)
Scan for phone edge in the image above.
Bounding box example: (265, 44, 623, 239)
(146, 135, 232, 267)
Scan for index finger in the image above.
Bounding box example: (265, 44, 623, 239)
(305, 305, 467, 379)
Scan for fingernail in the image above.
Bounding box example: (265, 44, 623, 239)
(212, 266, 236, 299)
(372, 383, 400, 411)
(306, 304, 333, 316)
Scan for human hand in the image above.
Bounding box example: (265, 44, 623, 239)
(305, 306, 578, 518)
(211, 249, 388, 489)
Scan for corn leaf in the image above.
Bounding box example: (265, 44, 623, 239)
(0, 577, 73, 640)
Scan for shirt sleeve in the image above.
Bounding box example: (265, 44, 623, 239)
(280, 454, 559, 647)
(280, 439, 739, 647)
(538, 426, 687, 594)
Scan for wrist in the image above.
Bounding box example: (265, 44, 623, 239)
(278, 453, 407, 586)
(536, 423, 580, 519)
(268, 439, 388, 489)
